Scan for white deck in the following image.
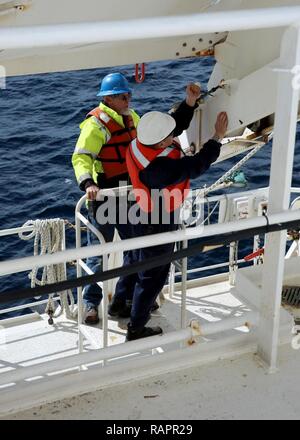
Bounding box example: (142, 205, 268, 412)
(2, 343, 299, 420)
(0, 277, 246, 363)
(0, 277, 297, 419)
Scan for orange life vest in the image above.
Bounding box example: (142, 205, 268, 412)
(126, 139, 190, 213)
(87, 107, 137, 179)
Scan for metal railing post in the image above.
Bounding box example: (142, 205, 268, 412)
(257, 23, 300, 372)
(75, 201, 84, 353)
(168, 263, 175, 299)
(181, 238, 188, 329)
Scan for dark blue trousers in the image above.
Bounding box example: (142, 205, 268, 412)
(114, 222, 177, 330)
(83, 197, 133, 308)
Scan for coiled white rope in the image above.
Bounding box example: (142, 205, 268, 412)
(19, 219, 77, 320)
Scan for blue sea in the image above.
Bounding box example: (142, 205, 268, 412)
(1, 57, 300, 318)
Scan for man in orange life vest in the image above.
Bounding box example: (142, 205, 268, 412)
(72, 72, 202, 324)
(115, 110, 228, 340)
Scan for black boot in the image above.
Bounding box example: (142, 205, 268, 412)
(151, 301, 159, 312)
(108, 298, 132, 318)
(126, 324, 163, 341)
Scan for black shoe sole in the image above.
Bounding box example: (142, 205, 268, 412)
(84, 318, 100, 325)
(126, 326, 163, 341)
(108, 306, 131, 319)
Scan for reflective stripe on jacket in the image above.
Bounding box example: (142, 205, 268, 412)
(86, 107, 137, 179)
(126, 139, 190, 213)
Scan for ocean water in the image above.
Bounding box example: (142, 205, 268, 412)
(1, 57, 300, 317)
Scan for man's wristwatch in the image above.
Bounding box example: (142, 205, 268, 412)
(212, 134, 221, 142)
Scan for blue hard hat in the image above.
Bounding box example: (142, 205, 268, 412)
(97, 73, 132, 97)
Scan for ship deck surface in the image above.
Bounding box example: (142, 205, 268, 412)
(0, 278, 299, 419)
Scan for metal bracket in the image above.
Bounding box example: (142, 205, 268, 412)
(0, 1, 31, 16)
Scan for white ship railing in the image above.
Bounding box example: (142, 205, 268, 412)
(0, 192, 228, 317)
(0, 206, 298, 389)
(1, 205, 300, 276)
(1, 205, 299, 302)
(0, 296, 61, 316)
(0, 221, 67, 316)
(2, 7, 300, 50)
(75, 194, 109, 350)
(0, 185, 256, 314)
(0, 196, 299, 276)
(0, 312, 259, 389)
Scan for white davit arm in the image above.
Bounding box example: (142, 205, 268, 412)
(1, 7, 300, 50)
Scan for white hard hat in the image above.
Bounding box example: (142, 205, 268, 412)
(137, 111, 176, 145)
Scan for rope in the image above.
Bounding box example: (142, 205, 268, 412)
(64, 219, 87, 231)
(196, 80, 226, 105)
(19, 219, 77, 321)
(194, 141, 265, 204)
(183, 139, 268, 227)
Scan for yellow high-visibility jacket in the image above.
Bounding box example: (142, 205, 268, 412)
(72, 102, 140, 190)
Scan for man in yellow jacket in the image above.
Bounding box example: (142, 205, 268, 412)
(72, 74, 204, 325)
(72, 72, 139, 324)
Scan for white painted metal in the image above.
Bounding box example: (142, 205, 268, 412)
(202, 59, 279, 142)
(1, 186, 279, 315)
(1, 209, 300, 277)
(75, 207, 109, 350)
(180, 227, 188, 328)
(175, 259, 247, 277)
(0, 312, 258, 388)
(75, 198, 84, 352)
(199, 311, 258, 336)
(0, 225, 34, 237)
(1, 33, 226, 77)
(285, 240, 300, 259)
(0, 325, 197, 387)
(257, 23, 300, 372)
(0, 332, 259, 419)
(233, 257, 297, 328)
(5, 342, 300, 421)
(168, 263, 176, 299)
(213, 28, 284, 80)
(0, 297, 60, 315)
(1, 2, 300, 419)
(0, 0, 233, 27)
(2, 7, 300, 51)
(229, 241, 238, 285)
